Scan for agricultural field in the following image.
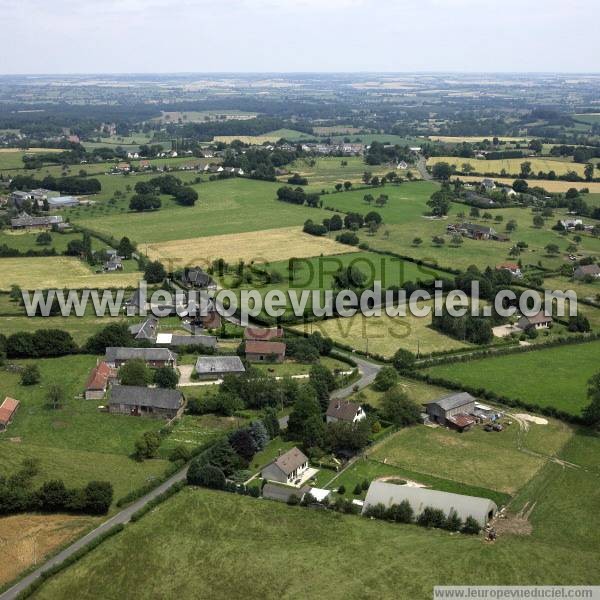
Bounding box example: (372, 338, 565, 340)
(153, 110, 258, 124)
(28, 456, 600, 600)
(428, 156, 589, 178)
(0, 256, 141, 291)
(457, 175, 600, 194)
(424, 339, 600, 416)
(145, 226, 355, 268)
(292, 302, 472, 357)
(0, 148, 64, 170)
(428, 136, 532, 143)
(572, 113, 600, 125)
(369, 419, 572, 495)
(285, 156, 393, 188)
(72, 178, 335, 244)
(213, 129, 313, 144)
(0, 230, 105, 254)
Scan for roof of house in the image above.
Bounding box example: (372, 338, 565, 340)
(262, 483, 309, 503)
(245, 340, 286, 355)
(496, 263, 520, 271)
(326, 399, 362, 422)
(128, 317, 158, 340)
(575, 264, 600, 276)
(428, 392, 476, 412)
(267, 447, 308, 476)
(447, 413, 477, 429)
(244, 326, 283, 341)
(10, 212, 63, 227)
(520, 311, 553, 325)
(184, 268, 214, 288)
(47, 196, 79, 207)
(109, 385, 183, 410)
(362, 481, 497, 525)
(194, 355, 245, 375)
(464, 223, 494, 234)
(155, 333, 217, 348)
(85, 362, 115, 391)
(105, 347, 177, 363)
(0, 397, 20, 425)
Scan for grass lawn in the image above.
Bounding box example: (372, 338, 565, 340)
(424, 339, 600, 416)
(73, 178, 338, 244)
(247, 436, 297, 474)
(0, 256, 141, 291)
(253, 356, 349, 378)
(368, 418, 572, 495)
(292, 303, 471, 357)
(29, 465, 600, 600)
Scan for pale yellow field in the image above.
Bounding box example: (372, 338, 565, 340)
(145, 226, 355, 269)
(291, 305, 471, 358)
(428, 156, 588, 177)
(457, 175, 600, 193)
(0, 147, 64, 153)
(0, 257, 141, 290)
(428, 136, 531, 143)
(213, 134, 283, 145)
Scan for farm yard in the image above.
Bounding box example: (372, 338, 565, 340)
(145, 226, 355, 268)
(424, 340, 600, 416)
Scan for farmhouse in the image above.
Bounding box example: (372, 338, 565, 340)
(496, 262, 522, 277)
(104, 347, 177, 368)
(245, 340, 286, 363)
(462, 223, 496, 240)
(426, 392, 476, 431)
(84, 362, 116, 400)
(180, 267, 216, 290)
(104, 255, 122, 271)
(261, 447, 310, 486)
(560, 218, 583, 231)
(244, 326, 284, 341)
(326, 399, 366, 424)
(362, 481, 497, 527)
(108, 385, 184, 419)
(0, 397, 20, 432)
(194, 355, 245, 379)
(10, 212, 63, 230)
(517, 312, 553, 331)
(574, 264, 600, 280)
(155, 333, 217, 349)
(481, 178, 496, 191)
(128, 317, 158, 341)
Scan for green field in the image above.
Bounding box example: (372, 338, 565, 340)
(0, 148, 64, 170)
(369, 419, 572, 495)
(0, 355, 171, 505)
(29, 442, 600, 599)
(72, 178, 336, 243)
(424, 340, 600, 416)
(0, 230, 107, 254)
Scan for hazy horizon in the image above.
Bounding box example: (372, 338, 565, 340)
(1, 0, 598, 75)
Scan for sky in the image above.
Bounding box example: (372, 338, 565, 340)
(0, 0, 598, 74)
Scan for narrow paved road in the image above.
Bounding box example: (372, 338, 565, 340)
(415, 154, 433, 181)
(0, 466, 189, 600)
(331, 354, 382, 399)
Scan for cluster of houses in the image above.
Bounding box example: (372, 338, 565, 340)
(559, 218, 595, 233)
(447, 222, 509, 242)
(10, 212, 69, 231)
(10, 189, 80, 210)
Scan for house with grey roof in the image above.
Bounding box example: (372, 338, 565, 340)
(362, 481, 497, 527)
(180, 267, 216, 290)
(426, 392, 476, 430)
(574, 264, 600, 280)
(10, 212, 63, 230)
(261, 447, 309, 486)
(156, 333, 218, 349)
(517, 311, 553, 331)
(128, 317, 158, 341)
(194, 355, 245, 379)
(108, 385, 183, 419)
(104, 347, 177, 368)
(326, 399, 366, 424)
(262, 483, 310, 504)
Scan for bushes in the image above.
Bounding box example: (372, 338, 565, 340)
(20, 363, 41, 385)
(372, 366, 398, 391)
(336, 231, 359, 246)
(187, 463, 226, 489)
(6, 329, 77, 359)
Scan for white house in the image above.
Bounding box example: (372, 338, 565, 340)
(261, 447, 309, 485)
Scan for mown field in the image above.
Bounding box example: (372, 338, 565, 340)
(28, 442, 600, 600)
(146, 226, 355, 268)
(428, 136, 532, 143)
(457, 175, 600, 194)
(213, 129, 313, 144)
(424, 340, 600, 416)
(292, 302, 471, 357)
(428, 156, 588, 178)
(72, 178, 335, 244)
(0, 256, 141, 290)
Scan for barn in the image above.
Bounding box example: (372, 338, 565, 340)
(425, 392, 476, 431)
(362, 481, 497, 527)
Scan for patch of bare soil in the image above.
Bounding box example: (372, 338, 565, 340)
(0, 513, 98, 586)
(489, 504, 534, 538)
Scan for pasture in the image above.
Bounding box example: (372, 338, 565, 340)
(0, 148, 64, 170)
(424, 339, 600, 416)
(0, 256, 141, 291)
(369, 419, 572, 495)
(145, 227, 355, 269)
(0, 230, 103, 254)
(28, 458, 600, 600)
(428, 156, 589, 178)
(73, 178, 335, 244)
(291, 302, 471, 357)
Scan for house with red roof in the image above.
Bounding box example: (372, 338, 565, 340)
(0, 397, 20, 432)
